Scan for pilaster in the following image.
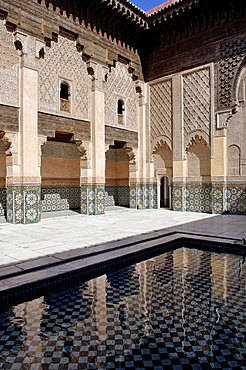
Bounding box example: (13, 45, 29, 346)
(6, 32, 44, 223)
(80, 61, 108, 215)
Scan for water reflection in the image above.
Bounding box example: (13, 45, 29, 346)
(0, 247, 245, 369)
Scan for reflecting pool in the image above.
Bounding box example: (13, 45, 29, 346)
(0, 247, 245, 369)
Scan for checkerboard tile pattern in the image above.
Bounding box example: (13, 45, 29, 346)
(0, 248, 245, 369)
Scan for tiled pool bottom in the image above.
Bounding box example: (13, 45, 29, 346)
(0, 247, 245, 370)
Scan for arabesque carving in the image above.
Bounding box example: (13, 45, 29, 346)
(37, 31, 90, 119)
(125, 147, 136, 164)
(219, 35, 246, 109)
(0, 132, 12, 155)
(183, 68, 210, 137)
(105, 62, 138, 130)
(0, 18, 19, 107)
(75, 141, 88, 159)
(150, 79, 172, 142)
(185, 134, 209, 152)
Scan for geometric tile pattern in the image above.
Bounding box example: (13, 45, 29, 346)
(80, 185, 105, 215)
(0, 187, 6, 216)
(105, 186, 129, 207)
(129, 184, 157, 209)
(226, 184, 246, 215)
(172, 184, 185, 212)
(41, 186, 80, 212)
(105, 190, 115, 207)
(6, 185, 41, 224)
(0, 248, 245, 369)
(185, 184, 212, 213)
(172, 183, 228, 214)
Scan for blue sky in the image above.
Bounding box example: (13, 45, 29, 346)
(130, 0, 167, 11)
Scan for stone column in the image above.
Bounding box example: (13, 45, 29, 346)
(6, 33, 45, 223)
(80, 62, 108, 215)
(172, 74, 187, 211)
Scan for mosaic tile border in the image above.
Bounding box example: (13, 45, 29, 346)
(6, 185, 41, 224)
(105, 186, 129, 207)
(172, 183, 226, 214)
(0, 187, 6, 217)
(130, 183, 157, 209)
(172, 183, 246, 215)
(81, 185, 105, 215)
(226, 183, 246, 215)
(41, 186, 80, 212)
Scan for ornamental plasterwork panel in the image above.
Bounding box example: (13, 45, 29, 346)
(41, 141, 80, 159)
(183, 68, 210, 138)
(0, 17, 19, 107)
(219, 35, 246, 109)
(37, 31, 90, 120)
(149, 79, 172, 143)
(105, 62, 138, 130)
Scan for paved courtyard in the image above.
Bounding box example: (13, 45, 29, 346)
(0, 207, 245, 268)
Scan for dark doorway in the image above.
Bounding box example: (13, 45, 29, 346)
(160, 176, 169, 208)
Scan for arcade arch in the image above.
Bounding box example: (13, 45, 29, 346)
(105, 141, 130, 207)
(186, 135, 211, 181)
(41, 132, 81, 212)
(152, 139, 173, 208)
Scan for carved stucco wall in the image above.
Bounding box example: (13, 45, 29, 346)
(226, 66, 246, 178)
(0, 17, 19, 107)
(105, 62, 138, 131)
(153, 144, 172, 177)
(0, 140, 5, 155)
(41, 141, 80, 159)
(37, 31, 90, 119)
(183, 68, 210, 141)
(187, 142, 211, 178)
(149, 79, 172, 143)
(219, 35, 246, 109)
(228, 145, 240, 176)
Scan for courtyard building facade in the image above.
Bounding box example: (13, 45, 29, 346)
(0, 0, 245, 223)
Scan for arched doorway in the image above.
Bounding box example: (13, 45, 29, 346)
(160, 176, 170, 208)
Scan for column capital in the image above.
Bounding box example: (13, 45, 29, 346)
(13, 31, 45, 68)
(87, 60, 109, 92)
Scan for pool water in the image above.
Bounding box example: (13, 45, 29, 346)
(0, 247, 245, 369)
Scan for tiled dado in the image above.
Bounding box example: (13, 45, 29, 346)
(0, 187, 6, 216)
(105, 186, 129, 207)
(172, 183, 226, 214)
(129, 183, 157, 209)
(226, 184, 246, 215)
(6, 185, 41, 224)
(41, 186, 80, 212)
(80, 185, 105, 215)
(172, 185, 186, 211)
